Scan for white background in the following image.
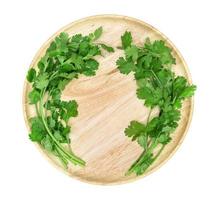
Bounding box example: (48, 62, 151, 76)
(0, 0, 212, 199)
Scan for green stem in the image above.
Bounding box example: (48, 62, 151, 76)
(152, 145, 165, 162)
(146, 108, 152, 124)
(150, 70, 163, 88)
(126, 138, 158, 175)
(55, 146, 68, 168)
(39, 88, 85, 166)
(35, 103, 40, 117)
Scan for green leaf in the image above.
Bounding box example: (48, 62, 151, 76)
(66, 100, 78, 117)
(41, 135, 53, 151)
(34, 73, 49, 90)
(27, 68, 36, 83)
(54, 131, 64, 142)
(125, 121, 146, 141)
(144, 40, 176, 66)
(79, 40, 90, 56)
(26, 27, 114, 168)
(100, 43, 114, 52)
(146, 117, 159, 133)
(59, 63, 75, 72)
(136, 86, 163, 107)
(125, 45, 139, 62)
(93, 26, 103, 41)
(179, 85, 196, 99)
(29, 117, 46, 142)
(85, 59, 99, 70)
(47, 116, 56, 128)
(157, 134, 171, 144)
(121, 31, 132, 49)
(68, 34, 83, 52)
(83, 46, 101, 60)
(29, 131, 44, 142)
(138, 135, 148, 150)
(37, 55, 49, 72)
(173, 76, 187, 95)
(116, 32, 196, 176)
(83, 59, 99, 76)
(28, 89, 40, 104)
(61, 100, 78, 122)
(58, 79, 69, 91)
(116, 57, 135, 74)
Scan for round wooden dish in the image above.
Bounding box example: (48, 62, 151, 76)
(23, 15, 193, 185)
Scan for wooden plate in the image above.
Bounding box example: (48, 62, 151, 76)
(23, 15, 193, 185)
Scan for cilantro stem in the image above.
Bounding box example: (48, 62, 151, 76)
(39, 88, 85, 166)
(146, 108, 152, 124)
(127, 138, 158, 175)
(35, 103, 40, 117)
(150, 70, 163, 88)
(55, 146, 69, 168)
(152, 144, 165, 162)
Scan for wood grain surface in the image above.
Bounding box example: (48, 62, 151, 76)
(23, 15, 193, 185)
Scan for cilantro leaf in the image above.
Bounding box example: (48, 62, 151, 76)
(93, 26, 103, 41)
(27, 68, 36, 83)
(26, 27, 113, 168)
(157, 134, 171, 145)
(138, 135, 148, 150)
(116, 57, 135, 74)
(117, 31, 196, 176)
(37, 55, 49, 72)
(100, 43, 114, 52)
(144, 40, 176, 66)
(83, 59, 99, 76)
(34, 73, 49, 90)
(79, 40, 90, 56)
(28, 89, 40, 104)
(29, 117, 46, 142)
(41, 135, 54, 151)
(125, 121, 146, 141)
(121, 31, 132, 49)
(179, 85, 196, 99)
(137, 85, 163, 107)
(125, 45, 139, 62)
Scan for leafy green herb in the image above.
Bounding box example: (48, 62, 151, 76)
(27, 68, 36, 82)
(99, 43, 115, 52)
(26, 27, 113, 168)
(93, 26, 103, 40)
(121, 31, 132, 49)
(117, 32, 196, 176)
(116, 57, 135, 74)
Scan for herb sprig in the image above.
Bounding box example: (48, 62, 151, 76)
(117, 31, 196, 176)
(26, 27, 114, 168)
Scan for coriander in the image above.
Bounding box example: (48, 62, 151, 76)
(117, 31, 196, 176)
(26, 27, 113, 168)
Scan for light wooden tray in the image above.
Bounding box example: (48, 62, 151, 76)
(23, 15, 193, 185)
